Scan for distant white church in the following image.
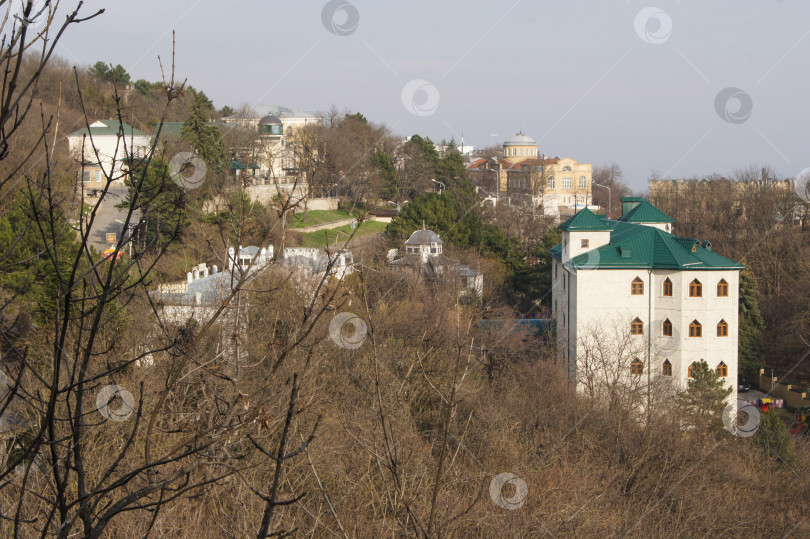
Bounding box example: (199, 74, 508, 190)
(551, 197, 744, 403)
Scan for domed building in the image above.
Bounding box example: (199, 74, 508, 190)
(502, 132, 538, 161)
(258, 114, 283, 137)
(468, 130, 593, 218)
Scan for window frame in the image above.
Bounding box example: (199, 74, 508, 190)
(689, 279, 702, 298)
(662, 359, 672, 376)
(717, 278, 729, 297)
(630, 317, 644, 335)
(581, 239, 589, 249)
(689, 320, 702, 338)
(688, 362, 697, 378)
(717, 319, 728, 337)
(662, 319, 673, 337)
(716, 362, 728, 377)
(631, 277, 644, 296)
(630, 359, 644, 375)
(662, 277, 673, 297)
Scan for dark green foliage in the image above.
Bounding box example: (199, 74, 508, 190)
(344, 112, 368, 124)
(133, 79, 162, 96)
(181, 90, 225, 175)
(371, 150, 397, 201)
(0, 192, 80, 320)
(436, 139, 470, 191)
(91, 62, 131, 85)
(753, 411, 796, 468)
(512, 228, 562, 302)
(119, 158, 188, 249)
(676, 360, 733, 433)
(738, 270, 765, 373)
(219, 105, 235, 117)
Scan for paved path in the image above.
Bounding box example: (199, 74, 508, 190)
(294, 218, 355, 233)
(85, 183, 138, 253)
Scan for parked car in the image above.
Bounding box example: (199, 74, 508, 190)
(738, 378, 752, 392)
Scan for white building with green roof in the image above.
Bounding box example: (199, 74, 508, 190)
(551, 197, 744, 404)
(68, 119, 151, 189)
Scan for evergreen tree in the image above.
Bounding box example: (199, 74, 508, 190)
(371, 149, 397, 201)
(181, 90, 225, 175)
(91, 62, 131, 85)
(0, 192, 80, 321)
(753, 411, 796, 468)
(119, 158, 188, 249)
(436, 139, 470, 191)
(738, 270, 765, 373)
(676, 360, 732, 433)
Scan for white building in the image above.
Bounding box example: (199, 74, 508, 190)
(551, 197, 744, 403)
(221, 106, 321, 183)
(153, 244, 354, 324)
(68, 119, 151, 188)
(390, 228, 483, 299)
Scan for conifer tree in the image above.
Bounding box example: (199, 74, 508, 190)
(738, 270, 765, 373)
(676, 360, 732, 433)
(181, 89, 225, 174)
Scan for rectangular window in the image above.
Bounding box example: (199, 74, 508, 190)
(579, 177, 587, 189)
(581, 239, 589, 248)
(563, 177, 572, 189)
(548, 177, 556, 189)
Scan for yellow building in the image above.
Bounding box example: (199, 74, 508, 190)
(469, 132, 592, 214)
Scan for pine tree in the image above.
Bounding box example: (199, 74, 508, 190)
(738, 270, 765, 373)
(676, 360, 732, 433)
(181, 89, 225, 175)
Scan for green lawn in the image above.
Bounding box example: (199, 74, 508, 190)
(301, 220, 386, 247)
(290, 209, 352, 228)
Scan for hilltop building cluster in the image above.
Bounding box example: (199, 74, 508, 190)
(468, 132, 593, 218)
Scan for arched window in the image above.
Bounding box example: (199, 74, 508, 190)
(663, 319, 673, 337)
(688, 362, 698, 378)
(717, 319, 729, 337)
(716, 361, 728, 377)
(717, 279, 729, 297)
(689, 279, 702, 297)
(689, 320, 702, 338)
(631, 277, 644, 295)
(630, 358, 644, 375)
(663, 277, 673, 297)
(630, 317, 644, 335)
(662, 359, 672, 376)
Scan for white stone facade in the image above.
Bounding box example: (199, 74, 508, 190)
(551, 207, 742, 405)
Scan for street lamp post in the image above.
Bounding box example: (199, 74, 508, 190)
(593, 182, 612, 218)
(431, 178, 445, 195)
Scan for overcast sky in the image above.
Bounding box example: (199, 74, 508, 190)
(56, 1, 810, 191)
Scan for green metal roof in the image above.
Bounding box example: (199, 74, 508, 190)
(154, 121, 185, 141)
(553, 221, 744, 271)
(618, 199, 675, 224)
(70, 119, 149, 139)
(558, 208, 614, 231)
